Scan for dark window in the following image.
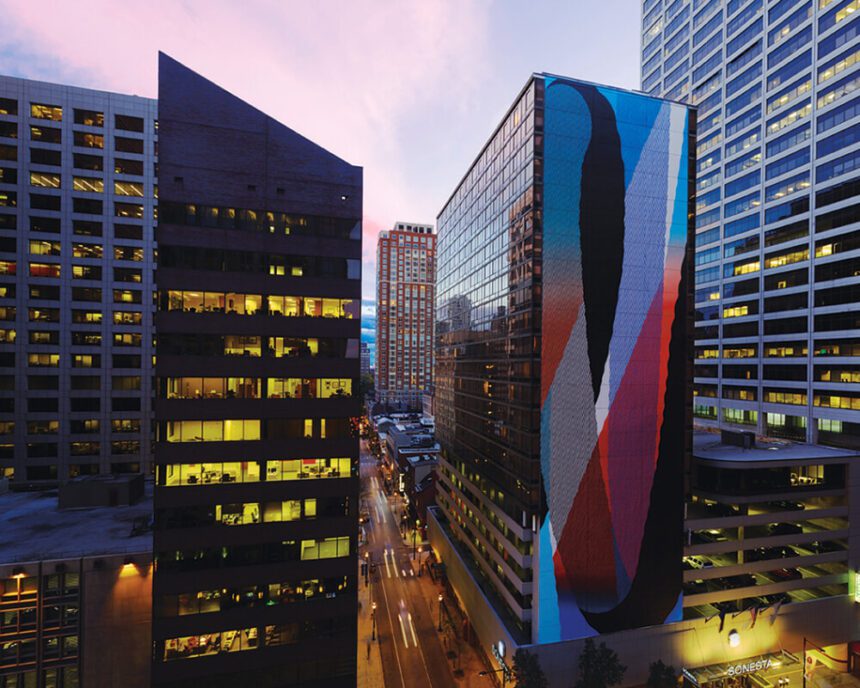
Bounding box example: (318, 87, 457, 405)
(0, 121, 17, 139)
(30, 148, 61, 166)
(114, 223, 142, 240)
(115, 115, 144, 132)
(73, 220, 102, 236)
(28, 398, 58, 412)
(70, 398, 100, 412)
(0, 168, 19, 184)
(115, 137, 143, 154)
(73, 131, 104, 149)
(0, 145, 16, 162)
(30, 216, 60, 233)
(30, 126, 61, 144)
(73, 198, 102, 215)
(0, 98, 18, 116)
(30, 194, 61, 211)
(73, 153, 103, 171)
(115, 158, 143, 176)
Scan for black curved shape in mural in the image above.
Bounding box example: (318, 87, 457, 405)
(580, 250, 690, 632)
(575, 84, 626, 403)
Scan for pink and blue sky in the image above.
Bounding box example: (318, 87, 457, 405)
(0, 0, 642, 349)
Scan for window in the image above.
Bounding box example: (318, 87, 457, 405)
(73, 131, 104, 149)
(114, 202, 143, 219)
(73, 176, 104, 193)
(115, 137, 143, 154)
(74, 109, 103, 127)
(73, 153, 103, 171)
(0, 98, 17, 116)
(29, 262, 60, 278)
(30, 126, 61, 144)
(115, 114, 144, 132)
(165, 419, 261, 443)
(115, 158, 143, 176)
(114, 181, 144, 197)
(30, 103, 62, 121)
(30, 172, 61, 189)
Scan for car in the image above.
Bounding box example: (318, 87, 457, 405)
(704, 502, 740, 517)
(683, 579, 709, 595)
(770, 567, 802, 581)
(768, 500, 805, 512)
(810, 539, 844, 554)
(769, 522, 803, 536)
(359, 510, 371, 524)
(692, 529, 729, 544)
(718, 574, 756, 589)
(747, 546, 794, 562)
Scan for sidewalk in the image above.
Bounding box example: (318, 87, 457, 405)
(357, 561, 385, 688)
(407, 541, 494, 688)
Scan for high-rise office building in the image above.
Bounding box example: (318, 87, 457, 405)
(428, 72, 694, 655)
(151, 54, 361, 688)
(0, 76, 156, 485)
(375, 221, 435, 410)
(641, 0, 860, 447)
(360, 340, 370, 376)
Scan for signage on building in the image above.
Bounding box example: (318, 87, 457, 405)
(726, 659, 772, 677)
(854, 572, 860, 603)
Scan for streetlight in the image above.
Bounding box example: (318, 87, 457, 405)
(479, 667, 511, 687)
(438, 593, 444, 631)
(413, 518, 421, 560)
(372, 601, 377, 641)
(364, 552, 370, 586)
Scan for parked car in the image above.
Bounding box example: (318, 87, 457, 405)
(683, 579, 709, 595)
(747, 545, 794, 561)
(810, 539, 844, 554)
(704, 502, 740, 517)
(718, 574, 756, 589)
(692, 529, 729, 544)
(770, 567, 802, 582)
(768, 500, 805, 512)
(769, 522, 803, 536)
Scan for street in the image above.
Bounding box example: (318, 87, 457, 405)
(358, 438, 474, 688)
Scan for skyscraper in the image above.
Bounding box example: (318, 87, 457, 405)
(151, 54, 361, 688)
(641, 0, 860, 447)
(375, 221, 435, 410)
(0, 75, 156, 485)
(428, 73, 693, 653)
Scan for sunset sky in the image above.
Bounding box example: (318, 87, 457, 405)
(0, 0, 642, 349)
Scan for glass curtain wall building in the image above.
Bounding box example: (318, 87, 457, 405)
(0, 76, 156, 484)
(430, 73, 693, 646)
(641, 0, 860, 447)
(151, 54, 362, 688)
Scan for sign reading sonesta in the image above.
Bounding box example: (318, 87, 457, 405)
(727, 659, 773, 677)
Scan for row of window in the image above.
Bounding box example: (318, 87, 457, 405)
(164, 291, 357, 319)
(0, 100, 145, 131)
(163, 417, 351, 443)
(163, 377, 352, 400)
(157, 496, 348, 529)
(159, 458, 352, 487)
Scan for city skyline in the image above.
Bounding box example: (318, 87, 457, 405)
(0, 0, 642, 331)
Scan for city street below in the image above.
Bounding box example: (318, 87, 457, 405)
(357, 439, 492, 688)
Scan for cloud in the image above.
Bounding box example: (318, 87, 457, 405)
(0, 0, 491, 303)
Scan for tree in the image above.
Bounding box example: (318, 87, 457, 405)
(574, 638, 626, 688)
(513, 649, 549, 688)
(646, 660, 677, 688)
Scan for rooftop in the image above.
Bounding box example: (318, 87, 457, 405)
(693, 431, 858, 465)
(0, 480, 153, 564)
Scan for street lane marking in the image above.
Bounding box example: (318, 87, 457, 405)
(407, 612, 419, 647)
(398, 612, 409, 648)
(383, 549, 391, 578)
(377, 569, 407, 688)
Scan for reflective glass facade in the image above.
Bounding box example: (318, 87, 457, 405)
(642, 0, 860, 448)
(434, 74, 693, 643)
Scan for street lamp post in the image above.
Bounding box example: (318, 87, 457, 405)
(438, 593, 444, 632)
(364, 552, 369, 586)
(372, 601, 377, 641)
(413, 519, 420, 560)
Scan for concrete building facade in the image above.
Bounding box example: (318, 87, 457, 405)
(375, 221, 435, 410)
(0, 75, 156, 486)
